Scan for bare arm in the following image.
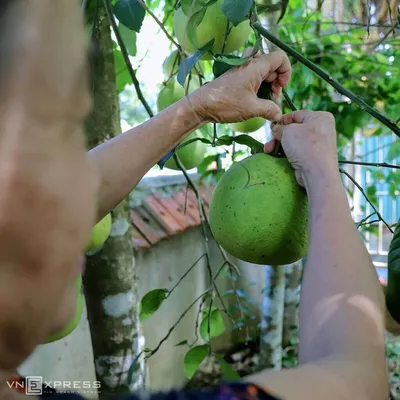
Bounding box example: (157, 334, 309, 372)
(246, 112, 387, 400)
(89, 52, 292, 219)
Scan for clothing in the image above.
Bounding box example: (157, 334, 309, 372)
(11, 376, 282, 400)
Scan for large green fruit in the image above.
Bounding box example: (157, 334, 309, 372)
(157, 76, 201, 111)
(164, 131, 207, 170)
(44, 276, 84, 343)
(209, 153, 309, 265)
(230, 117, 266, 134)
(162, 49, 204, 78)
(86, 213, 112, 253)
(386, 219, 400, 324)
(174, 0, 252, 60)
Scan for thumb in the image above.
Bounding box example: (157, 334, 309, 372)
(254, 99, 282, 122)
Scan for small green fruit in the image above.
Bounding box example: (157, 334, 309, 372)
(230, 117, 266, 134)
(86, 213, 112, 253)
(164, 131, 208, 171)
(43, 276, 84, 343)
(174, 0, 252, 60)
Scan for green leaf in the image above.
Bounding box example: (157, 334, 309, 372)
(175, 340, 189, 347)
(181, 0, 203, 16)
(139, 289, 168, 321)
(199, 308, 225, 341)
(215, 135, 264, 154)
(114, 0, 145, 33)
(387, 141, 400, 161)
(183, 345, 209, 379)
(214, 55, 250, 66)
(376, 53, 388, 64)
(216, 356, 240, 380)
(177, 39, 215, 86)
(221, 0, 254, 26)
(118, 24, 137, 56)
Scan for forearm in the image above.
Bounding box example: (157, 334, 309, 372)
(299, 166, 386, 364)
(89, 95, 205, 219)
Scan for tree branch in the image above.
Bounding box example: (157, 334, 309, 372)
(145, 288, 213, 359)
(103, 0, 154, 118)
(339, 168, 394, 233)
(252, 21, 400, 138)
(338, 160, 400, 169)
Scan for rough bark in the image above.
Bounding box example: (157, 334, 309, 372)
(282, 262, 302, 356)
(259, 266, 285, 370)
(84, 6, 146, 398)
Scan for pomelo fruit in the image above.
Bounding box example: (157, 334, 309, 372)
(157, 76, 207, 171)
(174, 0, 252, 60)
(162, 49, 204, 79)
(209, 153, 309, 265)
(43, 276, 84, 343)
(86, 213, 112, 253)
(157, 76, 201, 112)
(164, 131, 207, 170)
(230, 117, 266, 134)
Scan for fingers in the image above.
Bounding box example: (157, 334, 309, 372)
(254, 99, 282, 122)
(252, 51, 292, 88)
(264, 138, 277, 154)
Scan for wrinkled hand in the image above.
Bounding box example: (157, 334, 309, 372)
(264, 110, 338, 186)
(191, 51, 291, 124)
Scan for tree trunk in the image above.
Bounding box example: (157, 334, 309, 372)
(282, 262, 302, 364)
(257, 3, 286, 371)
(84, 5, 146, 398)
(259, 266, 285, 370)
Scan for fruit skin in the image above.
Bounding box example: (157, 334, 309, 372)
(386, 219, 400, 324)
(43, 276, 84, 343)
(164, 131, 207, 170)
(229, 117, 266, 134)
(174, 0, 252, 60)
(209, 153, 309, 265)
(162, 49, 204, 78)
(157, 76, 200, 112)
(85, 213, 112, 253)
(157, 76, 207, 170)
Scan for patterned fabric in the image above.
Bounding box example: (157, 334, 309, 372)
(11, 376, 282, 400)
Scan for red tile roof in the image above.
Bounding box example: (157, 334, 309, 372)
(131, 180, 215, 250)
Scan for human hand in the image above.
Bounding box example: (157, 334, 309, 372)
(190, 51, 291, 124)
(264, 110, 338, 186)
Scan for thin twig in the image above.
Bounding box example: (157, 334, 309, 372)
(339, 169, 394, 233)
(252, 21, 400, 138)
(371, 22, 399, 50)
(356, 212, 376, 228)
(136, 0, 182, 52)
(145, 289, 213, 359)
(173, 154, 235, 320)
(338, 160, 400, 169)
(272, 21, 393, 28)
(166, 253, 207, 297)
(103, 0, 154, 118)
(282, 89, 297, 111)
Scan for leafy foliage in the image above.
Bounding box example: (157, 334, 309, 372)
(139, 288, 168, 321)
(183, 345, 209, 379)
(114, 0, 146, 32)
